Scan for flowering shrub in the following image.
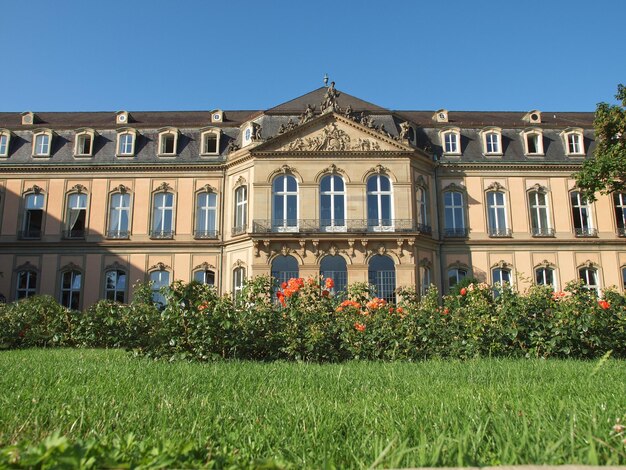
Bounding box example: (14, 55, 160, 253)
(0, 277, 625, 362)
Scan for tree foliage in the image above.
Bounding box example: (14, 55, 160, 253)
(575, 84, 626, 201)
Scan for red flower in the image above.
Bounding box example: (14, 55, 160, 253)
(396, 307, 404, 314)
(321, 289, 329, 297)
(598, 299, 610, 310)
(443, 308, 450, 315)
(325, 278, 335, 289)
(281, 282, 287, 289)
(276, 291, 286, 307)
(354, 322, 366, 332)
(460, 288, 467, 296)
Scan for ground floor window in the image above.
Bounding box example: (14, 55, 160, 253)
(368, 255, 395, 303)
(320, 255, 347, 293)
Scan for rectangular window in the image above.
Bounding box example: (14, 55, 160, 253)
(107, 193, 130, 238)
(118, 133, 134, 156)
(23, 193, 44, 238)
(160, 134, 176, 155)
(487, 191, 509, 236)
(195, 192, 217, 238)
(204, 134, 218, 154)
(150, 270, 170, 307)
(444, 191, 465, 236)
(65, 193, 87, 239)
(234, 186, 247, 234)
(613, 193, 626, 236)
(485, 133, 500, 154)
(34, 134, 50, 156)
(444, 132, 459, 153)
(527, 134, 539, 154)
(568, 133, 582, 154)
(535, 267, 555, 290)
(233, 267, 245, 300)
(16, 271, 37, 299)
(76, 134, 92, 156)
(61, 271, 82, 310)
(105, 270, 126, 303)
(151, 192, 174, 238)
(571, 191, 595, 236)
(0, 134, 8, 156)
(529, 191, 552, 236)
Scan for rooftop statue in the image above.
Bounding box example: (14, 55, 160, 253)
(320, 81, 340, 113)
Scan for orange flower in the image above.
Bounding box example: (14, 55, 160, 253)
(460, 288, 467, 296)
(598, 299, 610, 310)
(366, 297, 387, 310)
(325, 278, 335, 289)
(442, 308, 450, 315)
(321, 289, 329, 297)
(396, 307, 404, 314)
(388, 307, 394, 314)
(354, 322, 366, 332)
(281, 282, 287, 289)
(276, 291, 286, 307)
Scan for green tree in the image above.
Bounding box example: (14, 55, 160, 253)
(575, 84, 626, 201)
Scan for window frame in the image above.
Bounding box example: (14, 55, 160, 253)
(0, 129, 12, 157)
(440, 128, 461, 156)
(486, 189, 510, 237)
(106, 190, 132, 239)
(480, 127, 503, 156)
(320, 174, 346, 231)
(200, 128, 221, 156)
(74, 128, 95, 157)
(104, 269, 127, 303)
(116, 128, 137, 157)
(562, 128, 585, 156)
(233, 184, 248, 235)
(443, 189, 467, 237)
(15, 269, 37, 300)
(157, 127, 179, 156)
(447, 266, 468, 291)
(64, 190, 89, 239)
(613, 193, 626, 236)
(521, 128, 544, 156)
(149, 269, 170, 308)
(193, 269, 216, 286)
(150, 190, 175, 239)
(59, 269, 83, 310)
(535, 265, 557, 291)
(578, 265, 600, 295)
(272, 174, 299, 231)
(366, 174, 393, 230)
(32, 129, 53, 157)
(21, 190, 45, 239)
(416, 185, 429, 230)
(528, 187, 553, 237)
(570, 190, 596, 237)
(194, 189, 218, 239)
(232, 266, 246, 300)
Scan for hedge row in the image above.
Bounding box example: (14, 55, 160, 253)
(1, 277, 625, 361)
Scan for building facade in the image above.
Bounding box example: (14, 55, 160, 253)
(0, 85, 624, 308)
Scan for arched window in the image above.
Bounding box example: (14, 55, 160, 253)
(448, 267, 467, 289)
(60, 270, 82, 310)
(16, 270, 37, 299)
(195, 191, 217, 238)
(416, 186, 429, 230)
(233, 185, 247, 235)
(367, 175, 392, 230)
(74, 129, 95, 157)
(481, 128, 502, 155)
(232, 266, 246, 300)
(535, 266, 556, 290)
(0, 129, 11, 157)
(22, 192, 45, 239)
(486, 191, 509, 237)
(201, 130, 221, 155)
(151, 192, 174, 238)
(528, 189, 552, 236)
(272, 175, 298, 231)
(150, 270, 170, 307)
(441, 129, 461, 155)
(194, 269, 215, 286)
(443, 191, 466, 237)
(116, 129, 136, 156)
(579, 266, 599, 295)
(65, 192, 88, 239)
(622, 266, 626, 291)
(32, 129, 53, 157)
(271, 255, 299, 287)
(320, 255, 347, 293)
(570, 191, 595, 237)
(419, 265, 431, 296)
(613, 193, 626, 236)
(522, 128, 544, 155)
(563, 129, 584, 155)
(104, 269, 126, 303)
(368, 255, 395, 303)
(492, 268, 511, 285)
(107, 192, 131, 238)
(320, 175, 346, 231)
(157, 128, 178, 156)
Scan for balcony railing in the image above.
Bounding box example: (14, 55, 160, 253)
(106, 230, 130, 239)
(532, 227, 555, 237)
(194, 229, 219, 239)
(63, 229, 86, 239)
(443, 227, 468, 238)
(575, 227, 597, 237)
(150, 230, 174, 239)
(488, 228, 512, 238)
(232, 224, 247, 236)
(617, 227, 626, 237)
(251, 219, 429, 234)
(19, 229, 42, 239)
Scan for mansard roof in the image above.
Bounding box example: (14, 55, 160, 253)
(265, 87, 388, 114)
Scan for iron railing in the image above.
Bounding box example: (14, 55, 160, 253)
(488, 228, 512, 238)
(252, 219, 429, 234)
(62, 229, 86, 239)
(19, 229, 42, 239)
(232, 225, 247, 236)
(617, 227, 626, 237)
(194, 229, 219, 239)
(443, 227, 468, 238)
(575, 227, 597, 237)
(106, 230, 130, 239)
(532, 227, 555, 237)
(150, 230, 175, 239)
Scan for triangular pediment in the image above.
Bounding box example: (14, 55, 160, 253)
(254, 113, 413, 153)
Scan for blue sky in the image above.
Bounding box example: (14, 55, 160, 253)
(1, 0, 624, 112)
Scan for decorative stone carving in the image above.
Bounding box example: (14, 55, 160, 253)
(25, 184, 43, 194)
(320, 81, 340, 113)
(418, 257, 432, 268)
(530, 183, 548, 193)
(487, 181, 505, 192)
(360, 239, 369, 255)
(448, 260, 469, 270)
(235, 176, 246, 187)
(328, 244, 339, 257)
(415, 175, 427, 189)
(299, 240, 307, 257)
(442, 182, 465, 192)
(233, 259, 246, 268)
(194, 262, 216, 271)
(299, 104, 316, 124)
(492, 260, 512, 269)
(326, 163, 343, 175)
(252, 123, 263, 141)
(202, 183, 217, 193)
(347, 239, 356, 257)
(253, 240, 260, 257)
(263, 239, 271, 259)
(280, 244, 290, 256)
(105, 261, 126, 271)
(396, 239, 404, 257)
(370, 164, 389, 175)
(60, 262, 82, 272)
(113, 184, 130, 194)
(376, 244, 386, 256)
(343, 105, 353, 119)
(536, 259, 554, 268)
(407, 240, 415, 258)
(227, 140, 240, 152)
(311, 239, 319, 256)
(279, 164, 295, 174)
(288, 138, 306, 151)
(581, 259, 597, 268)
(352, 138, 380, 151)
(399, 121, 411, 140)
(70, 184, 87, 194)
(155, 182, 172, 192)
(149, 261, 170, 271)
(15, 261, 38, 272)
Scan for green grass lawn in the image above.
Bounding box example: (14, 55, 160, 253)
(0, 349, 625, 468)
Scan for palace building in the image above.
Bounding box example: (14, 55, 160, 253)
(0, 83, 624, 308)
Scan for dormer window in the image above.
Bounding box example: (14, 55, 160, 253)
(74, 129, 95, 157)
(32, 129, 53, 157)
(0, 129, 11, 157)
(440, 128, 461, 155)
(158, 128, 178, 156)
(562, 128, 584, 156)
(200, 129, 220, 156)
(522, 128, 544, 156)
(481, 128, 502, 155)
(116, 129, 137, 157)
